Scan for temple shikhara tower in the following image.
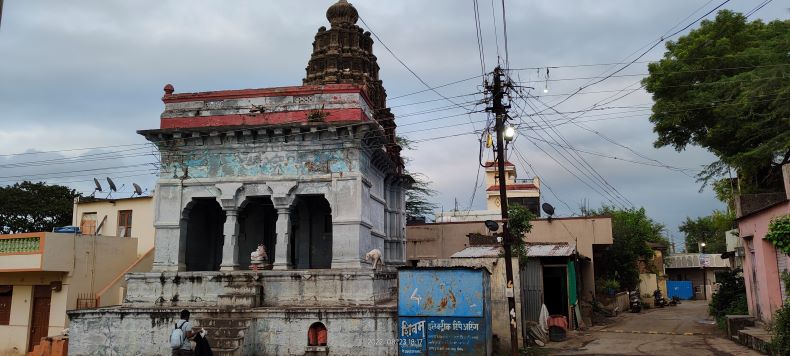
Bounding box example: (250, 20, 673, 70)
(68, 2, 406, 355)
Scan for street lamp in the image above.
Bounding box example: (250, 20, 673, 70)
(503, 126, 516, 141)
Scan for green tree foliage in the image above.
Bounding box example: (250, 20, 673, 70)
(405, 173, 438, 222)
(680, 210, 734, 253)
(508, 204, 534, 263)
(397, 136, 437, 222)
(643, 10, 790, 192)
(766, 215, 790, 254)
(772, 272, 790, 355)
(585, 206, 667, 291)
(0, 181, 79, 234)
(708, 269, 748, 328)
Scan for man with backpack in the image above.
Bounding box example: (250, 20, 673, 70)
(170, 309, 201, 356)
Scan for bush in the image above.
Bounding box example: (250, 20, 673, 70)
(708, 269, 748, 328)
(771, 272, 790, 355)
(772, 304, 790, 356)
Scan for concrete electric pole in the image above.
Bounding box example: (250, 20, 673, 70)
(488, 66, 520, 355)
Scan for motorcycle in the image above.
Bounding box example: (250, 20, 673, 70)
(669, 295, 680, 306)
(629, 290, 642, 313)
(653, 289, 668, 308)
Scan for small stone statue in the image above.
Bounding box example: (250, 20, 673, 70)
(250, 244, 268, 271)
(365, 248, 383, 270)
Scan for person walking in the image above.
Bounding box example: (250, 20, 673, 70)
(171, 309, 200, 356)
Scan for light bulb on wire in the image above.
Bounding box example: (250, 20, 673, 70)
(543, 67, 550, 94)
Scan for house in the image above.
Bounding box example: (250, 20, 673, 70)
(0, 232, 138, 355)
(435, 161, 541, 222)
(405, 216, 613, 349)
(665, 253, 731, 300)
(736, 164, 790, 322)
(639, 242, 668, 300)
(73, 195, 155, 257)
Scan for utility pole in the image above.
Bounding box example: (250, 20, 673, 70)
(489, 66, 519, 355)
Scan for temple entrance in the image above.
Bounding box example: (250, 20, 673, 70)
(291, 195, 332, 269)
(183, 198, 226, 271)
(238, 197, 278, 269)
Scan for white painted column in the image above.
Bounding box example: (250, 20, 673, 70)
(273, 208, 292, 270)
(219, 209, 240, 271)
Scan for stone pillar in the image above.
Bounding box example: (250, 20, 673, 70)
(273, 208, 292, 270)
(219, 209, 240, 271)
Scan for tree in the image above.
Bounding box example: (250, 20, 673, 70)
(680, 210, 734, 253)
(508, 204, 535, 263)
(0, 181, 79, 234)
(397, 137, 437, 222)
(643, 10, 790, 192)
(584, 206, 667, 291)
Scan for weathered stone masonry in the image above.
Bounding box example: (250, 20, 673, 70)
(68, 1, 407, 355)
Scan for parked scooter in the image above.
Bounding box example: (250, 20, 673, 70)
(669, 295, 681, 306)
(629, 290, 642, 313)
(653, 289, 668, 308)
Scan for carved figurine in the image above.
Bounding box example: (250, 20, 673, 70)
(365, 248, 383, 270)
(250, 244, 268, 271)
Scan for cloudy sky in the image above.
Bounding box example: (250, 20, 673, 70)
(0, 1, 786, 248)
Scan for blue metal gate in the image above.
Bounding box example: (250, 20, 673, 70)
(666, 281, 694, 300)
(398, 267, 492, 355)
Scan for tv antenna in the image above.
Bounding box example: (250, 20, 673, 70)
(542, 202, 555, 222)
(105, 177, 119, 199)
(131, 183, 145, 198)
(91, 178, 103, 197)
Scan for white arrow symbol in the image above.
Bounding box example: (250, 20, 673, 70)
(410, 288, 421, 305)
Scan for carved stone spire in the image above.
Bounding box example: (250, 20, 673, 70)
(304, 1, 403, 172)
(303, 0, 386, 111)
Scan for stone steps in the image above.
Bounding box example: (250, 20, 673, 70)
(737, 326, 772, 354)
(194, 317, 252, 356)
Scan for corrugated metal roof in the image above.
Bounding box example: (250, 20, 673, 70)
(525, 243, 575, 257)
(450, 243, 576, 258)
(451, 246, 502, 258)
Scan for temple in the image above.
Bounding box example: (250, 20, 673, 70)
(140, 0, 406, 272)
(68, 2, 405, 355)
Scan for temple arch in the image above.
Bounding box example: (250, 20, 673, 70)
(238, 196, 278, 269)
(291, 195, 333, 269)
(181, 198, 226, 271)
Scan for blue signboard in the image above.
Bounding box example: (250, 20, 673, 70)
(398, 268, 492, 355)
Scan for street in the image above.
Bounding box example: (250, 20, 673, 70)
(544, 301, 761, 355)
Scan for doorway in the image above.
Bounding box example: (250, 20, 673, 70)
(291, 195, 332, 269)
(28, 286, 51, 352)
(542, 265, 569, 317)
(182, 198, 226, 271)
(238, 197, 278, 269)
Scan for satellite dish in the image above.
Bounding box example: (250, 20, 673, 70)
(106, 177, 117, 192)
(542, 203, 555, 217)
(484, 220, 499, 232)
(93, 178, 103, 192)
(132, 183, 143, 196)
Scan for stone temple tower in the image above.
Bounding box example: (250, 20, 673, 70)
(138, 0, 407, 273)
(68, 2, 406, 354)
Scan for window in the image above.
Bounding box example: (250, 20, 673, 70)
(117, 210, 132, 237)
(80, 213, 97, 235)
(0, 285, 11, 325)
(308, 322, 327, 346)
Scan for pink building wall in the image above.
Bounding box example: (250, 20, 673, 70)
(739, 201, 790, 321)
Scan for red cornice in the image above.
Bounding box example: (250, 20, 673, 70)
(486, 184, 538, 191)
(160, 108, 370, 129)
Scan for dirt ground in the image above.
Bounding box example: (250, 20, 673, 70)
(536, 300, 762, 356)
